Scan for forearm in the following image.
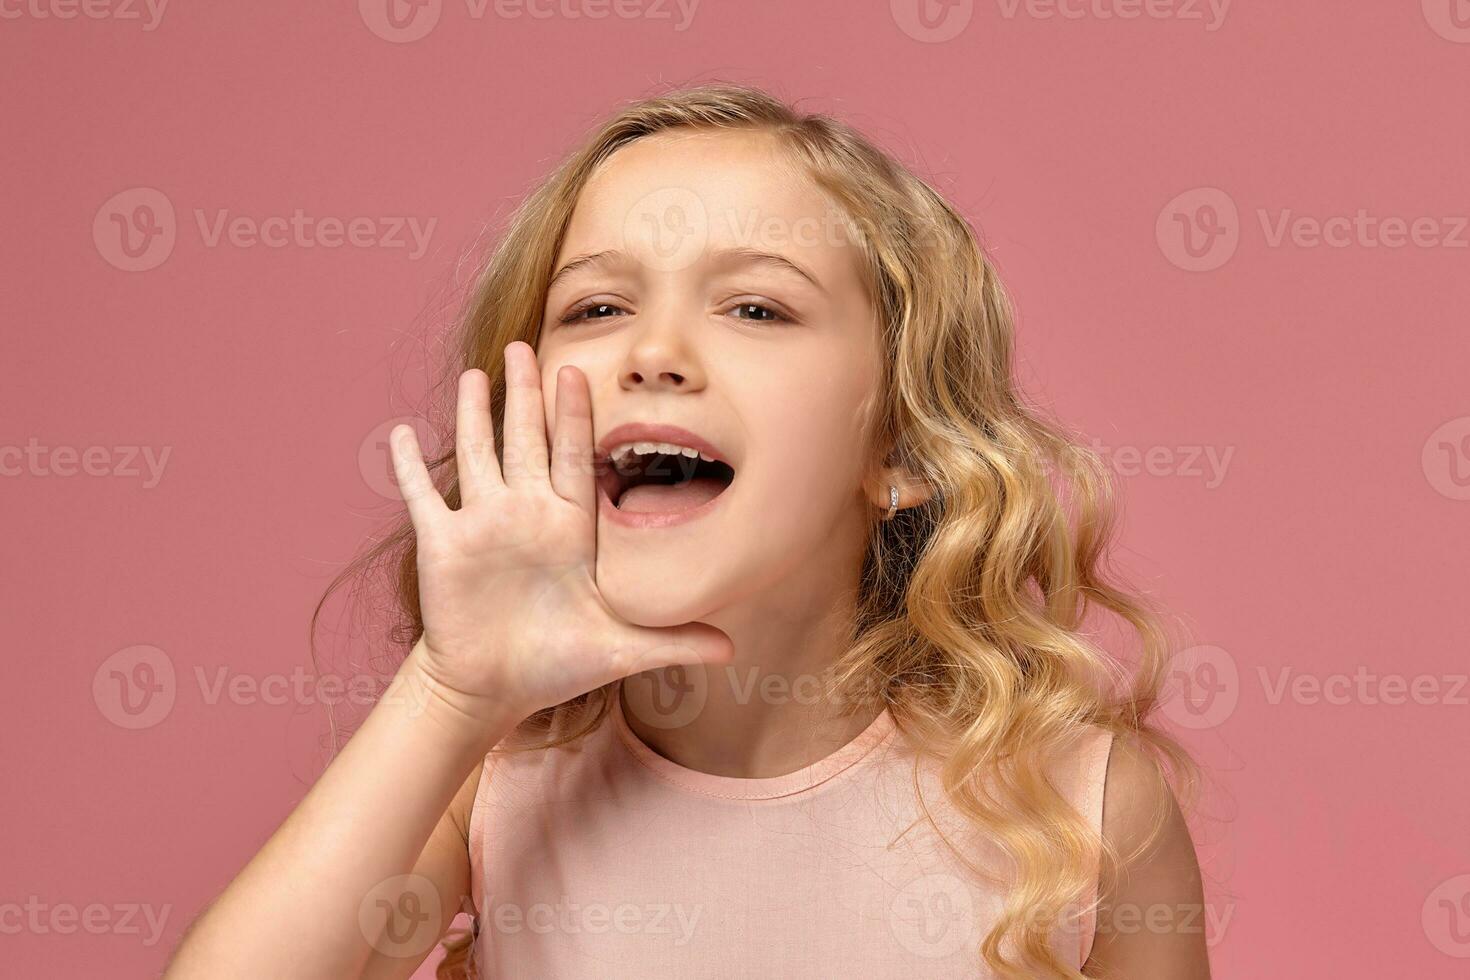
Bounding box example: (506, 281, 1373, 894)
(164, 639, 520, 979)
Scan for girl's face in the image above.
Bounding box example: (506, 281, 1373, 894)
(536, 129, 885, 628)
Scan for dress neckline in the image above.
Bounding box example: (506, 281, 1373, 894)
(609, 680, 898, 801)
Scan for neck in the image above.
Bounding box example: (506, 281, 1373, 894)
(619, 561, 884, 779)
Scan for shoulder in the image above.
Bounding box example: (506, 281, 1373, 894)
(1097, 734, 1191, 869)
(1084, 734, 1212, 977)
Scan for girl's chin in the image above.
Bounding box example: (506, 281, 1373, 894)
(596, 574, 722, 630)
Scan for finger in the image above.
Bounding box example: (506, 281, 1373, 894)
(455, 368, 502, 507)
(389, 423, 450, 532)
(619, 622, 735, 676)
(500, 341, 550, 488)
(549, 364, 596, 517)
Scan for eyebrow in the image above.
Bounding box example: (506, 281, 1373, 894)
(547, 247, 826, 295)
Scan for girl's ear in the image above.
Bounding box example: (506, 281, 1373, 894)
(863, 466, 934, 515)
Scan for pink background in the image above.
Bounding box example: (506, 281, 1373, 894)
(4, 1, 1469, 976)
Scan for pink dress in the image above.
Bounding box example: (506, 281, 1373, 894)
(468, 685, 1115, 977)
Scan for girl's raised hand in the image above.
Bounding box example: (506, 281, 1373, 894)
(387, 341, 732, 727)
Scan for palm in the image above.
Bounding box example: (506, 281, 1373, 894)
(389, 343, 731, 722)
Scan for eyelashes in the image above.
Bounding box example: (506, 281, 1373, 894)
(556, 299, 794, 326)
(727, 302, 789, 324)
(558, 301, 623, 324)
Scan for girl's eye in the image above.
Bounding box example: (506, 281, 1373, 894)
(557, 299, 793, 326)
(559, 301, 626, 324)
(726, 301, 789, 324)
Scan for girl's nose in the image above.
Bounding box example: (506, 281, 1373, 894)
(618, 313, 706, 392)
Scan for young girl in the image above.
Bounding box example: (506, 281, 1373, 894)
(166, 83, 1210, 979)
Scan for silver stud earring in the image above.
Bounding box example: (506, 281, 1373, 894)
(882, 484, 899, 521)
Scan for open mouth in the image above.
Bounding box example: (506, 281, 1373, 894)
(597, 447, 736, 515)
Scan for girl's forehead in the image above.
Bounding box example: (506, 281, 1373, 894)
(560, 132, 861, 270)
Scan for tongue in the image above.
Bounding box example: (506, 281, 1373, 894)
(618, 477, 726, 514)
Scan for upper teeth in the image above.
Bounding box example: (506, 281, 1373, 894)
(609, 441, 715, 464)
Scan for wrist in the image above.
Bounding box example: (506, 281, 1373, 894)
(391, 638, 527, 754)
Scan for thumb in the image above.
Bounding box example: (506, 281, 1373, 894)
(614, 620, 735, 676)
